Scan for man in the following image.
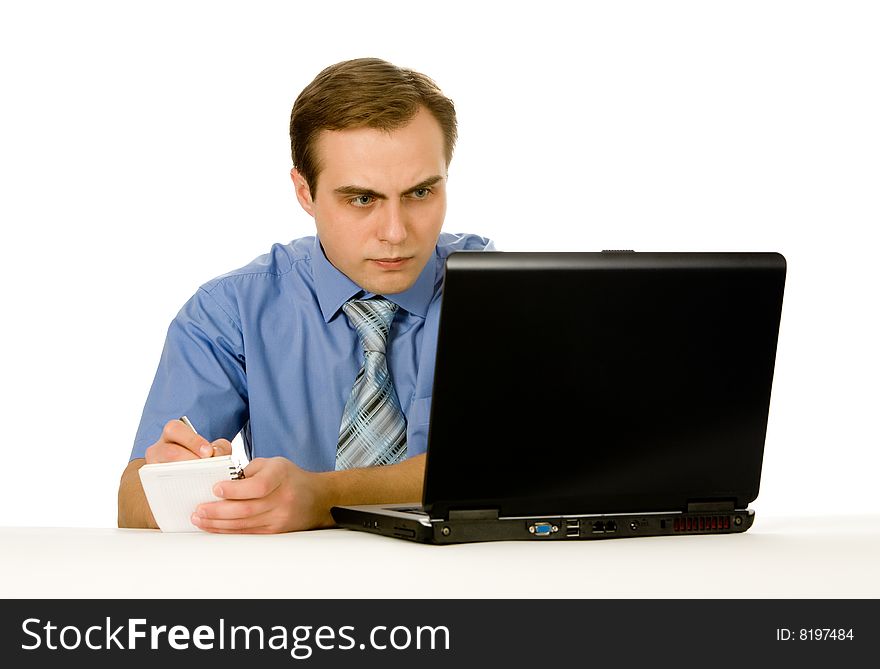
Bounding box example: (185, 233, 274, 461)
(117, 58, 493, 533)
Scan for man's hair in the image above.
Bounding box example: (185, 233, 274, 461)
(289, 58, 457, 194)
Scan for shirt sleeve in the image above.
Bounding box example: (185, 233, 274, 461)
(129, 285, 249, 460)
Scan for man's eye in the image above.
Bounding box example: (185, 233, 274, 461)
(350, 195, 374, 207)
(410, 188, 431, 199)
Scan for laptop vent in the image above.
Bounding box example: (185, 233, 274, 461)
(673, 515, 731, 533)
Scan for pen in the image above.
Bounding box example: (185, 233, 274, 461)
(178, 415, 197, 433)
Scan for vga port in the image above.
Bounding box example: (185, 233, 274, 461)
(529, 522, 558, 537)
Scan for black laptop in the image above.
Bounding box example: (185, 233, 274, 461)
(331, 251, 786, 544)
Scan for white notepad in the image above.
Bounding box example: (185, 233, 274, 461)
(138, 456, 245, 532)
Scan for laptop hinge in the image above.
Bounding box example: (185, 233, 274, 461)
(687, 500, 736, 513)
(448, 509, 500, 521)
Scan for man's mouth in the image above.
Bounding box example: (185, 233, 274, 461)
(371, 257, 411, 269)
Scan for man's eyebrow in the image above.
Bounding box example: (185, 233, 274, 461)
(406, 175, 445, 192)
(334, 185, 386, 199)
(333, 175, 445, 199)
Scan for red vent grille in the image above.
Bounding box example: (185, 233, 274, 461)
(673, 515, 731, 533)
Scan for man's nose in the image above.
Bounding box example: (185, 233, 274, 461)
(376, 200, 408, 245)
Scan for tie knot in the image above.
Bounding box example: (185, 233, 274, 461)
(343, 299, 399, 353)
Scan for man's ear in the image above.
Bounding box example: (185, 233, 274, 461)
(290, 168, 315, 216)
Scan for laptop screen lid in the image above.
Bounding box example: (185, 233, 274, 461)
(421, 251, 786, 520)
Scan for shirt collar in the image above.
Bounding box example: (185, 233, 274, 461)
(311, 235, 436, 322)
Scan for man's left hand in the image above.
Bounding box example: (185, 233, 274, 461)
(192, 457, 332, 533)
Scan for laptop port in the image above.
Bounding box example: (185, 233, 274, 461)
(529, 522, 558, 537)
(565, 519, 580, 537)
(592, 521, 605, 533)
(605, 520, 617, 533)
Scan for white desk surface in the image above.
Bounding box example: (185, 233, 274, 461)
(1, 515, 878, 598)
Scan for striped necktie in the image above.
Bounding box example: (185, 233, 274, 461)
(335, 298, 407, 470)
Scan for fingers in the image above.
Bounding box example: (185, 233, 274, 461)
(144, 420, 219, 464)
(191, 502, 275, 533)
(144, 441, 200, 464)
(195, 498, 270, 521)
(212, 460, 280, 501)
(194, 523, 276, 535)
(211, 438, 233, 457)
(163, 419, 214, 457)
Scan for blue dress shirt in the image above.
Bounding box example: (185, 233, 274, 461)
(131, 232, 495, 471)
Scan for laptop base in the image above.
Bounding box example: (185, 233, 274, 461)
(331, 504, 755, 545)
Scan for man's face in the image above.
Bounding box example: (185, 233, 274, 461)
(292, 107, 448, 295)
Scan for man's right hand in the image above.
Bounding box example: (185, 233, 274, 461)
(144, 420, 233, 464)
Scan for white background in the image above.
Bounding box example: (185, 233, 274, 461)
(0, 1, 877, 528)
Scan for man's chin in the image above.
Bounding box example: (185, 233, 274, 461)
(359, 271, 417, 296)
